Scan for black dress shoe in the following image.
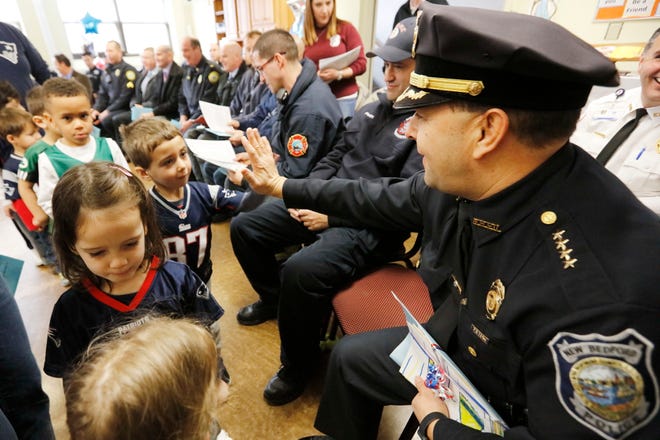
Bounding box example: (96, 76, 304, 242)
(236, 300, 277, 326)
(263, 367, 306, 406)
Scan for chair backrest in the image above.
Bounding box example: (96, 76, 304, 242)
(332, 263, 432, 335)
(328, 233, 431, 440)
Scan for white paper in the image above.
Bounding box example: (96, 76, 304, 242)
(319, 45, 361, 71)
(185, 139, 246, 172)
(390, 292, 508, 435)
(199, 101, 234, 132)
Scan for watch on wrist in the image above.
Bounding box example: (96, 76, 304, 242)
(417, 411, 444, 440)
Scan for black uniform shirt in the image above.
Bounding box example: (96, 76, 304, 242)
(178, 56, 222, 120)
(270, 58, 345, 178)
(93, 60, 138, 112)
(283, 144, 660, 439)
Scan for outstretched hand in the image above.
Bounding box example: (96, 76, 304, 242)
(240, 128, 286, 197)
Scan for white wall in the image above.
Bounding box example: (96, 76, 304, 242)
(13, 0, 217, 72)
(12, 0, 660, 83)
(504, 0, 660, 72)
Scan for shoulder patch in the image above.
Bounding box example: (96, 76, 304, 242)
(126, 81, 134, 89)
(549, 329, 658, 440)
(125, 70, 136, 81)
(287, 134, 308, 157)
(208, 71, 220, 84)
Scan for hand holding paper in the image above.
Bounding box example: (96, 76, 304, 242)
(389, 292, 508, 435)
(412, 376, 450, 426)
(319, 45, 361, 71)
(199, 101, 235, 137)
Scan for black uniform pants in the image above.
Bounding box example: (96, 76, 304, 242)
(315, 326, 416, 439)
(230, 199, 403, 375)
(98, 110, 124, 140)
(111, 111, 132, 144)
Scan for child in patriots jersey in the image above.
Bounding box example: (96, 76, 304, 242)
(121, 118, 243, 283)
(44, 162, 228, 385)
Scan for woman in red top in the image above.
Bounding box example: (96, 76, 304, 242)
(303, 0, 366, 120)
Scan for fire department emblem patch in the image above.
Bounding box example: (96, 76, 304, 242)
(287, 134, 308, 157)
(548, 329, 658, 440)
(395, 116, 413, 139)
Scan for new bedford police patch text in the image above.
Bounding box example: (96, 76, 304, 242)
(548, 329, 658, 440)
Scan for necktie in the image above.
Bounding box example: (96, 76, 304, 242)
(453, 199, 473, 289)
(596, 108, 646, 165)
(162, 70, 168, 83)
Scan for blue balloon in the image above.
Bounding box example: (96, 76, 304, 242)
(81, 12, 101, 34)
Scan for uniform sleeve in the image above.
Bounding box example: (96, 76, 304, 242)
(229, 73, 250, 116)
(283, 174, 425, 232)
(277, 114, 338, 178)
(94, 72, 110, 111)
(308, 121, 355, 180)
(196, 66, 223, 116)
(105, 66, 138, 112)
(235, 93, 276, 130)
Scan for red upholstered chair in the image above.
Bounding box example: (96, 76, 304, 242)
(325, 234, 432, 440)
(331, 263, 432, 335)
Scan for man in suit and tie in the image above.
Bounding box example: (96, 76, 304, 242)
(53, 54, 92, 98)
(571, 27, 660, 214)
(112, 46, 183, 143)
(142, 45, 183, 121)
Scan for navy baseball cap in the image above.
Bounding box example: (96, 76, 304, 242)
(366, 17, 416, 62)
(395, 5, 619, 111)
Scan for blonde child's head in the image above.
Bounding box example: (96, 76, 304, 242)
(0, 107, 42, 154)
(65, 316, 223, 440)
(120, 118, 182, 168)
(42, 78, 93, 146)
(52, 162, 166, 287)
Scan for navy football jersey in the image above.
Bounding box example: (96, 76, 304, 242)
(150, 182, 242, 283)
(44, 257, 223, 378)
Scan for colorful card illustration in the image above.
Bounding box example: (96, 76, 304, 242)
(389, 291, 508, 436)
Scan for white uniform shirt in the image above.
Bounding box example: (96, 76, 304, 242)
(572, 86, 660, 214)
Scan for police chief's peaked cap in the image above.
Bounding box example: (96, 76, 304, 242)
(367, 17, 416, 62)
(394, 5, 620, 111)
